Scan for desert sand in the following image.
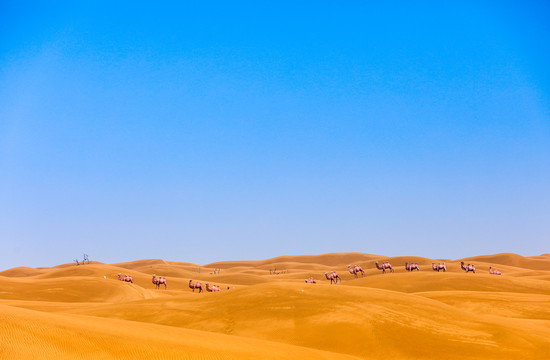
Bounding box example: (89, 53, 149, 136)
(1, 253, 549, 359)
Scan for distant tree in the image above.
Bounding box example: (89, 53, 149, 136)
(74, 254, 90, 266)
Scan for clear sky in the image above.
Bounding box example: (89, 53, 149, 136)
(1, 1, 549, 270)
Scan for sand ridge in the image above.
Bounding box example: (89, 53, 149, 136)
(1, 252, 549, 359)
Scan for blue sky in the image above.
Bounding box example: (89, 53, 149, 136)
(1, 1, 549, 270)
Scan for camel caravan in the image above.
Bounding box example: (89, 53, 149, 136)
(117, 273, 133, 283)
(316, 259, 503, 284)
(115, 259, 504, 292)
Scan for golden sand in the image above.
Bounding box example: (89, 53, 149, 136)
(1, 253, 549, 359)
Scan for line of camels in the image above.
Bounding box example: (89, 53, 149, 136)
(117, 273, 222, 293)
(188, 279, 221, 293)
(118, 260, 504, 291)
(318, 261, 503, 284)
(156, 277, 223, 293)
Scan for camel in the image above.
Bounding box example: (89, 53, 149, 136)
(205, 282, 220, 292)
(152, 274, 167, 290)
(405, 262, 420, 271)
(189, 279, 203, 293)
(461, 261, 476, 273)
(489, 267, 502, 275)
(375, 261, 394, 273)
(324, 271, 341, 284)
(118, 273, 133, 283)
(354, 265, 365, 276)
(305, 277, 316, 284)
(348, 265, 365, 278)
(432, 262, 446, 272)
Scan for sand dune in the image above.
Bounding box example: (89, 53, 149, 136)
(0, 304, 357, 360)
(463, 253, 550, 270)
(0, 266, 47, 277)
(1, 252, 549, 359)
(206, 252, 382, 268)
